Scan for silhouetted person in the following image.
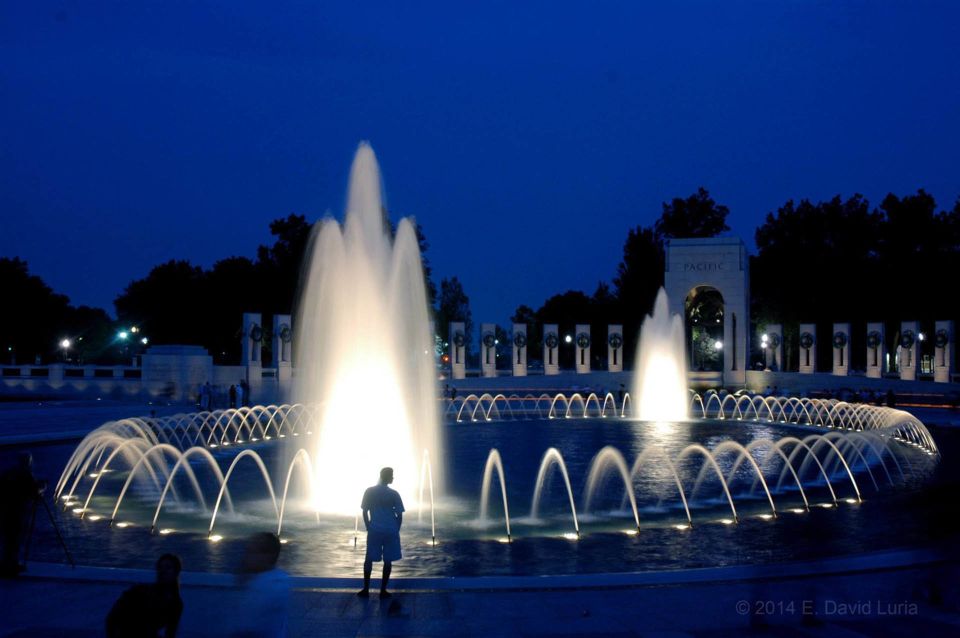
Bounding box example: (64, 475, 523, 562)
(231, 532, 290, 638)
(106, 553, 183, 638)
(618, 384, 625, 404)
(358, 467, 404, 598)
(0, 452, 44, 578)
(885, 389, 896, 408)
(229, 384, 238, 409)
(240, 379, 250, 407)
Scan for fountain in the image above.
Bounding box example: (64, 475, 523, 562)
(633, 288, 688, 422)
(45, 144, 943, 578)
(293, 142, 442, 513)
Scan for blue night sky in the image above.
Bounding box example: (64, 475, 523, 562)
(2, 2, 959, 324)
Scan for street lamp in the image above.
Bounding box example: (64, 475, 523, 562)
(564, 334, 573, 344)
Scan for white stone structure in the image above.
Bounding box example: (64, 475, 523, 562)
(832, 322, 850, 376)
(241, 313, 263, 366)
(543, 323, 560, 376)
(761, 324, 783, 371)
(798, 323, 816, 374)
(512, 323, 527, 377)
(866, 322, 884, 379)
(142, 345, 213, 402)
(272, 314, 292, 386)
(480, 323, 497, 378)
(449, 322, 466, 380)
(664, 238, 749, 385)
(575, 324, 591, 374)
(607, 324, 624, 372)
(934, 320, 953, 383)
(899, 321, 920, 381)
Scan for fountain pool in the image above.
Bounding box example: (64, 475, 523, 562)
(42, 393, 945, 577)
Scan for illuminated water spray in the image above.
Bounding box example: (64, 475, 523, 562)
(294, 143, 441, 513)
(633, 288, 689, 422)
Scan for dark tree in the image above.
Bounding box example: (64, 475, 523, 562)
(613, 226, 664, 360)
(0, 257, 115, 364)
(256, 214, 313, 314)
(436, 277, 473, 355)
(415, 222, 438, 309)
(655, 187, 731, 239)
(115, 260, 209, 350)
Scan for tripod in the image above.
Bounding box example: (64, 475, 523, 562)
(22, 494, 75, 569)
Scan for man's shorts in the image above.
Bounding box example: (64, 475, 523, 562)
(365, 529, 402, 562)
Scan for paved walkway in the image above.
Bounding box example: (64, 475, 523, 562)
(3, 549, 959, 637)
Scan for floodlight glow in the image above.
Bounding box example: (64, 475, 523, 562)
(60, 339, 71, 349)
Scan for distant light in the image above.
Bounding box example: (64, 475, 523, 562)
(494, 339, 499, 345)
(130, 326, 139, 333)
(758, 514, 773, 520)
(564, 335, 573, 344)
(790, 508, 805, 514)
(719, 518, 735, 525)
(209, 534, 223, 543)
(714, 340, 723, 350)
(673, 524, 689, 531)
(845, 498, 858, 504)
(60, 339, 71, 349)
(760, 343, 767, 349)
(141, 337, 149, 345)
(87, 514, 102, 521)
(118, 331, 128, 340)
(115, 522, 130, 528)
(562, 532, 579, 541)
(497, 537, 511, 544)
(820, 503, 834, 509)
(159, 528, 175, 535)
(623, 529, 639, 536)
(761, 334, 769, 342)
(279, 538, 289, 544)
(918, 332, 926, 341)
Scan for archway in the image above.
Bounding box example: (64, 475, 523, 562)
(685, 287, 724, 372)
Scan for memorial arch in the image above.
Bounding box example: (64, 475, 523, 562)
(664, 238, 749, 385)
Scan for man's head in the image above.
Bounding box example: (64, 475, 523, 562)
(241, 532, 281, 574)
(156, 553, 181, 586)
(379, 467, 394, 485)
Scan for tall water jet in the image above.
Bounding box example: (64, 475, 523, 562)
(294, 143, 441, 513)
(633, 288, 688, 422)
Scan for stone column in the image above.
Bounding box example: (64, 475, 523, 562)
(798, 323, 816, 374)
(543, 324, 560, 376)
(480, 323, 497, 378)
(934, 320, 953, 383)
(761, 325, 782, 371)
(865, 322, 884, 379)
(899, 321, 920, 381)
(273, 315, 293, 388)
(242, 313, 263, 366)
(832, 322, 850, 376)
(449, 322, 466, 380)
(575, 324, 591, 374)
(512, 323, 527, 377)
(607, 324, 624, 372)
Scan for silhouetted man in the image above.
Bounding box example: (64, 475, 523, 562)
(358, 467, 404, 598)
(229, 383, 237, 409)
(0, 452, 44, 577)
(106, 553, 183, 637)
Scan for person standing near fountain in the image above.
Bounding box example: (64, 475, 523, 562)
(357, 467, 404, 598)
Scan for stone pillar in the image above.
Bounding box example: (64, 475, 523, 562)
(899, 321, 920, 381)
(242, 313, 263, 366)
(575, 324, 591, 374)
(798, 323, 816, 374)
(449, 322, 466, 380)
(607, 324, 624, 372)
(273, 314, 293, 387)
(480, 323, 497, 378)
(512, 323, 527, 377)
(865, 322, 884, 379)
(761, 325, 782, 371)
(543, 324, 560, 376)
(832, 322, 850, 376)
(934, 320, 953, 383)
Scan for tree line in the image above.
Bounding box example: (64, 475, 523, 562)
(3, 189, 959, 369)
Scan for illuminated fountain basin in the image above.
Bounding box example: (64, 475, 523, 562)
(49, 394, 942, 576)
